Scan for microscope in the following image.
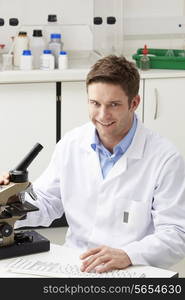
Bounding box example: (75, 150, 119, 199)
(0, 143, 50, 259)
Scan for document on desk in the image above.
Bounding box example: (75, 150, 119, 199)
(3, 244, 178, 278)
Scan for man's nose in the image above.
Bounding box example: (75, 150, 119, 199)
(99, 106, 110, 119)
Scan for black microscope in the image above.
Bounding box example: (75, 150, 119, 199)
(0, 143, 50, 259)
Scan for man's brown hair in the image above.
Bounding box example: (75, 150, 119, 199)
(86, 55, 140, 106)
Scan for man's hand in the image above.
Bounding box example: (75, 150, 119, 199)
(80, 245, 132, 273)
(0, 173, 10, 185)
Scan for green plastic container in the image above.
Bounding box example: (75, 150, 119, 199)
(132, 48, 185, 70)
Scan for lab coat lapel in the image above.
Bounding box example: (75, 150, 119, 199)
(104, 120, 147, 181)
(86, 149, 103, 181)
(80, 123, 103, 181)
(105, 154, 127, 180)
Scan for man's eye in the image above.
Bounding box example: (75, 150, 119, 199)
(91, 101, 99, 106)
(111, 103, 118, 107)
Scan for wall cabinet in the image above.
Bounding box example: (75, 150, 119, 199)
(0, 82, 56, 181)
(143, 77, 185, 158)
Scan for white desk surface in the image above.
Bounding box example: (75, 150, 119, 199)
(0, 243, 178, 278)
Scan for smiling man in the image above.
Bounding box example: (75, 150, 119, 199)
(88, 82, 139, 153)
(1, 56, 185, 274)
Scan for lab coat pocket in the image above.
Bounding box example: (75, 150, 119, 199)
(115, 199, 149, 244)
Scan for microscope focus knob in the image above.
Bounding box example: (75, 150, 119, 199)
(0, 224, 13, 237)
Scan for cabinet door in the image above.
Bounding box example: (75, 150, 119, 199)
(0, 82, 56, 181)
(143, 77, 185, 157)
(61, 81, 89, 136)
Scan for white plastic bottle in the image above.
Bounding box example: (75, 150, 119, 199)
(20, 50, 33, 70)
(40, 49, 54, 70)
(58, 51, 68, 70)
(13, 31, 29, 67)
(48, 34, 63, 68)
(29, 29, 46, 69)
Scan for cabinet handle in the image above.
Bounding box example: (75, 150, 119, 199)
(154, 88, 159, 120)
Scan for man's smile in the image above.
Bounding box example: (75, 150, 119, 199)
(96, 120, 116, 127)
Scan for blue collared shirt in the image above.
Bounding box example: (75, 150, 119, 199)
(91, 114, 137, 178)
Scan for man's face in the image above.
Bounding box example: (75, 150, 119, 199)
(88, 82, 140, 146)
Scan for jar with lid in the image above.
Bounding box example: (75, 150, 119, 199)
(13, 31, 29, 67)
(58, 51, 68, 70)
(30, 29, 46, 69)
(20, 50, 33, 70)
(40, 49, 54, 70)
(48, 33, 63, 68)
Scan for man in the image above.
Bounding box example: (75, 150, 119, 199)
(1, 56, 185, 273)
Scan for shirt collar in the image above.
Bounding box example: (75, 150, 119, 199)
(91, 114, 138, 154)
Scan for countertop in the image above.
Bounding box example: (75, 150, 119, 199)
(1, 51, 185, 83)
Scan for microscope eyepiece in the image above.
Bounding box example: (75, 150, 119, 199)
(9, 143, 43, 183)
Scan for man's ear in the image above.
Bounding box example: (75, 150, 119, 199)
(130, 95, 140, 111)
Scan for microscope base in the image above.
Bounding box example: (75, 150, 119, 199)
(0, 230, 50, 259)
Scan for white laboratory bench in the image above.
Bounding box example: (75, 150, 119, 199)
(34, 227, 185, 278)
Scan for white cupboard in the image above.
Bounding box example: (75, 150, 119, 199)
(0, 82, 56, 181)
(143, 77, 185, 157)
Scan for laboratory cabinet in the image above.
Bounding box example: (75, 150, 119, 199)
(143, 77, 185, 158)
(0, 82, 56, 181)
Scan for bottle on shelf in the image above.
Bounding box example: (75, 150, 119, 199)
(30, 29, 46, 69)
(140, 44, 150, 70)
(93, 17, 103, 56)
(48, 33, 63, 68)
(58, 51, 68, 70)
(44, 14, 62, 43)
(0, 18, 5, 26)
(40, 49, 54, 70)
(20, 50, 33, 70)
(0, 44, 5, 65)
(9, 18, 19, 44)
(13, 31, 29, 67)
(104, 16, 117, 55)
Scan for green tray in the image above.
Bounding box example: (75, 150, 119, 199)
(132, 48, 185, 70)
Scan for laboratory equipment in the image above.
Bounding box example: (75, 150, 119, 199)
(0, 143, 50, 259)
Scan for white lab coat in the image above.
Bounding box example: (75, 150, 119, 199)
(16, 119, 185, 268)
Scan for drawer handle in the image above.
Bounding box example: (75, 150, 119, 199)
(154, 88, 159, 120)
